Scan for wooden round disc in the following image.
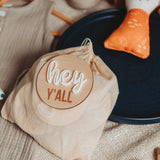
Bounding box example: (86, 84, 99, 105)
(36, 55, 93, 110)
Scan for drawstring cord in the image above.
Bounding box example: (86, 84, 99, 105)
(81, 38, 97, 68)
(81, 38, 92, 46)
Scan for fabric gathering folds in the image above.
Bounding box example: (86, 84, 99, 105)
(1, 43, 119, 160)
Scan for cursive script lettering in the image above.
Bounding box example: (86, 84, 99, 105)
(47, 60, 87, 94)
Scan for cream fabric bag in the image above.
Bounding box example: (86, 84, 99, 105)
(1, 40, 119, 160)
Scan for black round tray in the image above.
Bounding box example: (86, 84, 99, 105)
(56, 9, 160, 125)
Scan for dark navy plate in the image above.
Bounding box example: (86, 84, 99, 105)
(56, 9, 160, 125)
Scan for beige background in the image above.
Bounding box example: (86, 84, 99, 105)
(0, 0, 159, 160)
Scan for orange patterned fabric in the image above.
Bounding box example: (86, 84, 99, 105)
(104, 9, 150, 59)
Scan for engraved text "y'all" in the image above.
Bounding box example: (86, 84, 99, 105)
(47, 88, 72, 103)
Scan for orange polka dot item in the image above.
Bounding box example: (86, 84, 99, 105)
(104, 0, 159, 59)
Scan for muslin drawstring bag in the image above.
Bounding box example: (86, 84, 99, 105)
(1, 39, 119, 160)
